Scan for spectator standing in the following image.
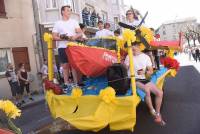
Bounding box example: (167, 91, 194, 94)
(82, 7, 90, 26)
(192, 47, 196, 61)
(5, 63, 23, 107)
(40, 59, 48, 80)
(195, 47, 200, 62)
(90, 10, 97, 27)
(18, 63, 34, 101)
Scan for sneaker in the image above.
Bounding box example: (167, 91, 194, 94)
(21, 100, 26, 104)
(61, 84, 68, 89)
(29, 97, 34, 101)
(63, 84, 73, 94)
(16, 102, 22, 108)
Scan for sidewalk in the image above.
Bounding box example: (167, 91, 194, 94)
(21, 92, 45, 109)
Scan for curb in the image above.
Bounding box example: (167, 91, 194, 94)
(21, 98, 45, 110)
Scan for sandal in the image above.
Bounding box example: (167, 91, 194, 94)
(154, 113, 166, 126)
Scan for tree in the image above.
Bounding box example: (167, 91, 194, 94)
(184, 32, 191, 47)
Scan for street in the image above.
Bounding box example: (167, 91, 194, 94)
(15, 64, 200, 134)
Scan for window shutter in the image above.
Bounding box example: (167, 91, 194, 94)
(12, 47, 31, 71)
(0, 0, 6, 17)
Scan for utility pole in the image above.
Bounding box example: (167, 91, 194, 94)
(32, 0, 44, 68)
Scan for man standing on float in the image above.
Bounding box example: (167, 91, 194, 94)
(52, 5, 82, 88)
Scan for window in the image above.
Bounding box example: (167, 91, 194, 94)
(112, 0, 117, 4)
(163, 31, 166, 35)
(63, 0, 75, 12)
(46, 0, 57, 9)
(0, 48, 11, 75)
(12, 47, 31, 71)
(114, 17, 119, 24)
(0, 0, 6, 17)
(101, 11, 108, 22)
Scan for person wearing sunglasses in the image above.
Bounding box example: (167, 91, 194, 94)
(126, 9, 141, 27)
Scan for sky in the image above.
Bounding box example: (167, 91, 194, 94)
(124, 0, 200, 29)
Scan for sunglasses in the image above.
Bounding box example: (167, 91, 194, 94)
(126, 13, 133, 16)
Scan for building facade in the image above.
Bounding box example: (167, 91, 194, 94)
(35, 0, 126, 31)
(34, 0, 127, 59)
(0, 0, 40, 98)
(158, 17, 197, 41)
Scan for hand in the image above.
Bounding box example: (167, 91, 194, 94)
(68, 36, 75, 41)
(137, 69, 145, 75)
(60, 34, 69, 40)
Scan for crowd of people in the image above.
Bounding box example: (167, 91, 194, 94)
(185, 47, 200, 62)
(82, 7, 101, 27)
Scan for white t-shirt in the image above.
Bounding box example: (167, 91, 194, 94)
(126, 20, 141, 27)
(95, 29, 114, 38)
(52, 19, 80, 48)
(40, 64, 48, 76)
(124, 53, 152, 79)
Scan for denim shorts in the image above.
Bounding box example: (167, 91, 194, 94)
(58, 48, 68, 64)
(10, 81, 22, 96)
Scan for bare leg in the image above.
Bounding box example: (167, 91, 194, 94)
(62, 63, 70, 85)
(145, 82, 163, 114)
(136, 82, 154, 112)
(71, 67, 78, 84)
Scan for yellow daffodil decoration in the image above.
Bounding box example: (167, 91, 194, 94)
(121, 26, 154, 51)
(71, 87, 83, 99)
(138, 26, 154, 51)
(122, 29, 136, 43)
(99, 87, 116, 104)
(0, 100, 21, 119)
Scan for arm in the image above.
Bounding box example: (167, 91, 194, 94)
(5, 71, 12, 81)
(146, 66, 153, 77)
(70, 28, 83, 40)
(52, 32, 63, 41)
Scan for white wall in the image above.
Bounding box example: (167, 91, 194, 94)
(0, 0, 39, 98)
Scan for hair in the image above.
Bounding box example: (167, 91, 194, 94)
(18, 63, 24, 68)
(97, 21, 103, 25)
(79, 23, 86, 30)
(126, 9, 139, 20)
(61, 5, 71, 16)
(150, 28, 155, 32)
(7, 63, 12, 68)
(114, 29, 121, 35)
(104, 23, 110, 28)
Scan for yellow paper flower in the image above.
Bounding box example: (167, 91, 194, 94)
(122, 29, 136, 43)
(0, 100, 21, 119)
(71, 87, 83, 99)
(99, 87, 116, 104)
(139, 26, 154, 43)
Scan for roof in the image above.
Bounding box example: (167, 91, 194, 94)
(162, 17, 197, 25)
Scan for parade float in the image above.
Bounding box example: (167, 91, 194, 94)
(41, 18, 182, 132)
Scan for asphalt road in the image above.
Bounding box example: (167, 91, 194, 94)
(15, 66, 200, 134)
